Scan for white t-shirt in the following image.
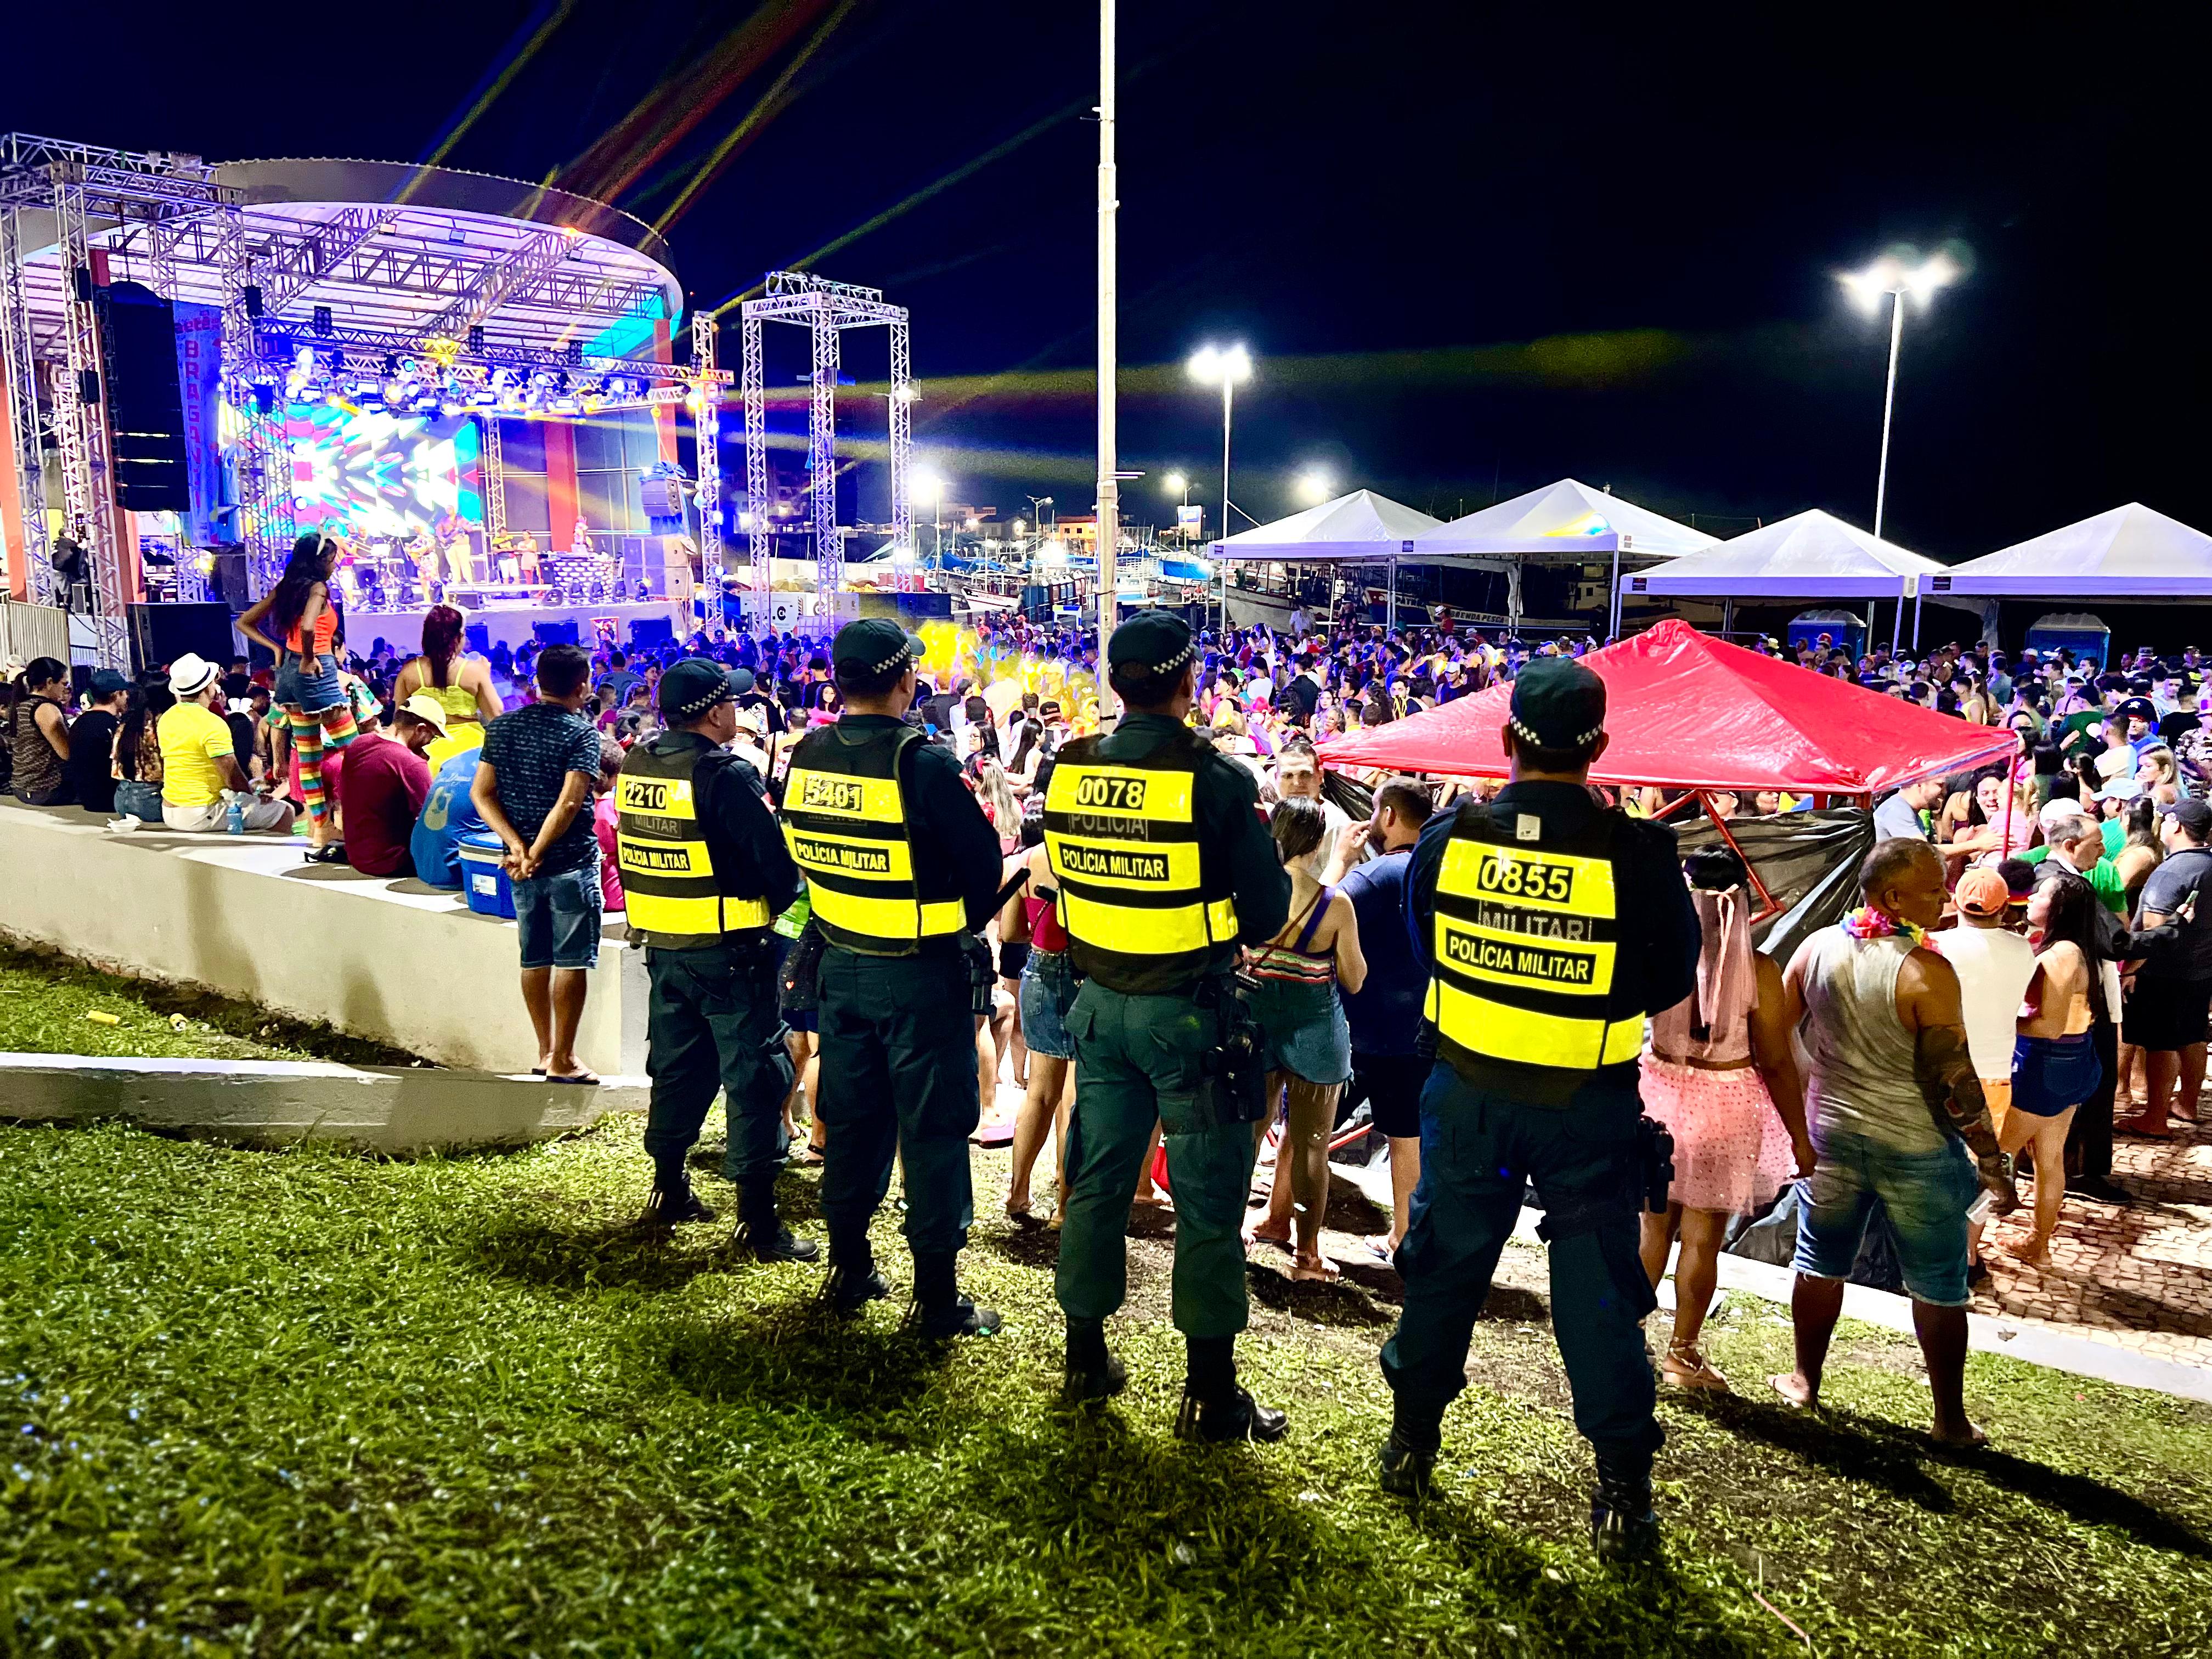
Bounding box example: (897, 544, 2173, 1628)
(1931, 925, 2037, 1082)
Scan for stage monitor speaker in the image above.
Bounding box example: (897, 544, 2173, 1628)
(95, 281, 190, 513)
(532, 619, 579, 647)
(628, 617, 673, 650)
(128, 601, 235, 676)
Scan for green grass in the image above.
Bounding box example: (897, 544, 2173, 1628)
(0, 941, 419, 1067)
(2, 1115, 2210, 1657)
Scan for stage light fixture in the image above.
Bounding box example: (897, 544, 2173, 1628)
(312, 306, 334, 337)
(329, 351, 348, 373)
(242, 285, 264, 319)
(467, 325, 487, 353)
(382, 355, 400, 377)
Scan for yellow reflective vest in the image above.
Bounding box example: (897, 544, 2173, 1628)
(783, 723, 967, 951)
(1425, 801, 1645, 1071)
(616, 739, 773, 947)
(1042, 729, 1239, 988)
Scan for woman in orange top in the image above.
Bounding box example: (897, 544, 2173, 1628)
(242, 531, 362, 858)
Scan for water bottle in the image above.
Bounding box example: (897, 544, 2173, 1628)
(225, 792, 246, 835)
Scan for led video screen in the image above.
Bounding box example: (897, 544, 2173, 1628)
(281, 404, 484, 539)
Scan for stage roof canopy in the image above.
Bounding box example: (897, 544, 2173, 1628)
(1207, 489, 1441, 562)
(1932, 503, 2212, 597)
(1410, 478, 1717, 563)
(1316, 619, 2016, 794)
(1620, 509, 1944, 599)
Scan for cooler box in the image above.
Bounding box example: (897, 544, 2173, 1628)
(458, 832, 517, 919)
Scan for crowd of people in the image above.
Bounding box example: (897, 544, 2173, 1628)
(5, 532, 2210, 1560)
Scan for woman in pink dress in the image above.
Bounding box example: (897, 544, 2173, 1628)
(1637, 847, 1815, 1391)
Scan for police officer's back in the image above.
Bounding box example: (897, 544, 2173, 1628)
(782, 619, 1006, 1336)
(621, 661, 808, 1255)
(1376, 658, 1699, 1564)
(1045, 612, 1294, 1440)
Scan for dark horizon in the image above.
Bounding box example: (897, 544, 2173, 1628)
(12, 2, 2204, 562)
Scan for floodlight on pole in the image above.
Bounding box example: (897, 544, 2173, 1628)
(1295, 469, 1333, 506)
(913, 466, 946, 564)
(1838, 247, 1961, 541)
(1187, 342, 1254, 628)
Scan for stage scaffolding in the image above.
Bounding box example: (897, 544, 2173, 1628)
(0, 134, 712, 663)
(0, 136, 238, 664)
(740, 270, 912, 602)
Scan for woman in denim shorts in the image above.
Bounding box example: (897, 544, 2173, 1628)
(242, 532, 362, 859)
(1002, 831, 1078, 1223)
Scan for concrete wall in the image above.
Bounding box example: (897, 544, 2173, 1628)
(0, 1052, 646, 1154)
(0, 801, 647, 1077)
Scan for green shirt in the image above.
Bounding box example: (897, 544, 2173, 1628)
(2023, 845, 2129, 915)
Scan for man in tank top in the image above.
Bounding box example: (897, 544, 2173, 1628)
(1773, 837, 2019, 1446)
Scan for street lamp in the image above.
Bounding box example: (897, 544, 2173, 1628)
(1838, 248, 1960, 540)
(1187, 343, 1252, 627)
(1163, 470, 1191, 545)
(913, 466, 946, 565)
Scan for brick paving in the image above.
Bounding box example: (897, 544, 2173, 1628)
(1972, 1102, 2212, 1366)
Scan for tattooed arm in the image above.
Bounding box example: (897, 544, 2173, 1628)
(1900, 945, 2019, 1210)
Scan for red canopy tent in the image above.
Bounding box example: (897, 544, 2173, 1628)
(1316, 619, 2018, 797)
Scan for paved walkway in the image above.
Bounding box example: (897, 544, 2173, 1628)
(1972, 1105, 2212, 1365)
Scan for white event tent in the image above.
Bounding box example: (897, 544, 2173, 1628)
(1206, 489, 1441, 562)
(1618, 508, 1944, 647)
(1931, 503, 2212, 598)
(1412, 478, 1717, 631)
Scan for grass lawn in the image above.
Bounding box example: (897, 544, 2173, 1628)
(3, 1113, 2210, 1657)
(0, 941, 418, 1067)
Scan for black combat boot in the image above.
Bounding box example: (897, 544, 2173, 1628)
(1062, 1318, 1125, 1403)
(819, 1229, 890, 1314)
(633, 1181, 717, 1229)
(1173, 1336, 1287, 1442)
(1590, 1454, 1661, 1565)
(1376, 1417, 1441, 1498)
(906, 1252, 1002, 1339)
(731, 1182, 820, 1263)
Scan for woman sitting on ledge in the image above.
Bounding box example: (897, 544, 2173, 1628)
(8, 657, 75, 807)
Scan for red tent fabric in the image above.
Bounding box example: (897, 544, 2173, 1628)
(1316, 619, 2018, 795)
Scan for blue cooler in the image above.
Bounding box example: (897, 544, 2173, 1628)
(458, 832, 517, 919)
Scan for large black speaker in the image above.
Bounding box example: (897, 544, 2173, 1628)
(128, 602, 235, 676)
(96, 280, 190, 513)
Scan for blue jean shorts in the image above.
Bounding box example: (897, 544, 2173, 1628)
(274, 650, 344, 714)
(513, 864, 603, 970)
(1019, 947, 1077, 1060)
(1792, 1128, 1979, 1306)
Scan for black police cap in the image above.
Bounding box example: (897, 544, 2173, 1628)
(1107, 611, 1195, 676)
(831, 617, 923, 676)
(1508, 657, 1606, 751)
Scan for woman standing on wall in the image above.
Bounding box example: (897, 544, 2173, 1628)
(241, 532, 362, 860)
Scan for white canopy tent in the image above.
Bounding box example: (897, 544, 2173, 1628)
(1618, 508, 1945, 648)
(1412, 478, 1718, 632)
(1206, 488, 1441, 563)
(1931, 503, 2212, 597)
(1206, 489, 1442, 630)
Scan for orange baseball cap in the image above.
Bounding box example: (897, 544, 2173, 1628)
(1954, 867, 2011, 919)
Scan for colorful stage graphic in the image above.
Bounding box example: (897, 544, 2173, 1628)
(280, 404, 484, 540)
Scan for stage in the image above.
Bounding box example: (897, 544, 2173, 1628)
(346, 596, 698, 657)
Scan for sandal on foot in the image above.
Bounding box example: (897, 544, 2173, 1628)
(1662, 1342, 1731, 1392)
(1289, 1251, 1341, 1283)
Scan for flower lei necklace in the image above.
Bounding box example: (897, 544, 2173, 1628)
(1843, 905, 1925, 947)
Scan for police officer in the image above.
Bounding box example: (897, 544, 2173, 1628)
(624, 661, 811, 1258)
(1046, 612, 1293, 1438)
(782, 619, 1006, 1336)
(1376, 658, 1699, 1564)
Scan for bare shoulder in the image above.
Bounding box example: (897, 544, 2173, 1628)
(1753, 949, 1785, 998)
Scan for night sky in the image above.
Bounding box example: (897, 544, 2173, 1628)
(12, 3, 2203, 560)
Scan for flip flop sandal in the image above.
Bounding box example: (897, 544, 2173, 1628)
(544, 1072, 601, 1086)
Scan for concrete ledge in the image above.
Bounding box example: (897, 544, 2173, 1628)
(0, 799, 647, 1078)
(0, 1051, 647, 1154)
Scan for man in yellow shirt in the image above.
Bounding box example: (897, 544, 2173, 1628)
(159, 654, 296, 834)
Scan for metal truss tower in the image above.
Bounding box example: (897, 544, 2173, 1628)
(738, 271, 911, 602)
(690, 307, 723, 602)
(0, 136, 236, 663)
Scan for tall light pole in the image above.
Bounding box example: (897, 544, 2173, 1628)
(913, 466, 945, 566)
(1096, 0, 1120, 693)
(1188, 342, 1252, 631)
(1839, 249, 1960, 541)
(1163, 470, 1190, 546)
